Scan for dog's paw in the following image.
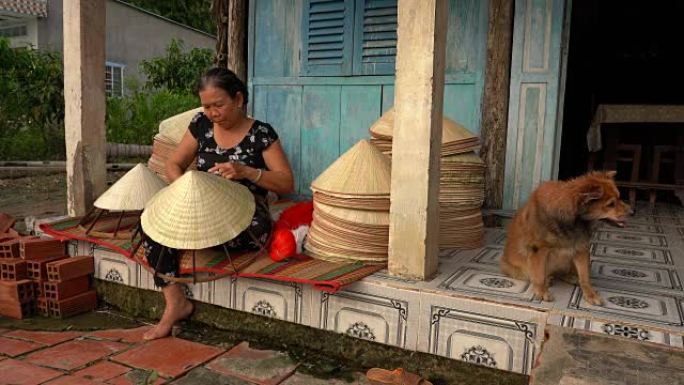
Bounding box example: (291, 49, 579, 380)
(584, 291, 604, 306)
(533, 291, 555, 302)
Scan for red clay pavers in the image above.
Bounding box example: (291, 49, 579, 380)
(27, 255, 68, 280)
(24, 338, 128, 371)
(105, 369, 167, 385)
(205, 341, 298, 385)
(46, 256, 94, 282)
(112, 337, 224, 378)
(0, 258, 28, 280)
(86, 326, 153, 344)
(4, 329, 82, 346)
(0, 335, 44, 357)
(43, 375, 109, 385)
(0, 358, 63, 385)
(44, 276, 90, 301)
(20, 238, 66, 260)
(48, 290, 97, 319)
(73, 361, 132, 382)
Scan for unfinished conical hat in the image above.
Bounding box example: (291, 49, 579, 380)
(158, 107, 203, 144)
(311, 140, 391, 196)
(369, 108, 477, 144)
(94, 164, 167, 211)
(141, 171, 255, 249)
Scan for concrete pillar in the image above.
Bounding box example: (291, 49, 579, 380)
(388, 0, 447, 280)
(63, 0, 107, 216)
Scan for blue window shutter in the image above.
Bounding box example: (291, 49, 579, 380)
(301, 0, 355, 76)
(352, 0, 397, 75)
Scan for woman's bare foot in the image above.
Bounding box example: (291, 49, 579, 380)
(143, 284, 195, 341)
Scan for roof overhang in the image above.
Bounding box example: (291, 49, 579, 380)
(0, 0, 47, 19)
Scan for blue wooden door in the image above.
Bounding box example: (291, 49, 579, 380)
(503, 0, 570, 210)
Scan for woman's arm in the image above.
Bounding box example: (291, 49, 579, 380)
(209, 140, 294, 195)
(165, 130, 198, 183)
(250, 140, 295, 195)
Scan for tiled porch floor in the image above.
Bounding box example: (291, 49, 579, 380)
(38, 201, 684, 376)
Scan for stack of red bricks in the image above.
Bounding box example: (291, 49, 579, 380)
(0, 235, 96, 319)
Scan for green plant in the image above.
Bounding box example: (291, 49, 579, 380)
(0, 38, 65, 160)
(122, 0, 215, 35)
(139, 39, 214, 94)
(106, 90, 199, 144)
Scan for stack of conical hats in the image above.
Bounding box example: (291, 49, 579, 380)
(304, 140, 390, 264)
(369, 108, 480, 156)
(369, 109, 485, 249)
(439, 153, 485, 248)
(147, 107, 201, 182)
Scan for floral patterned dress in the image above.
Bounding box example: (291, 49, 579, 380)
(144, 112, 279, 287)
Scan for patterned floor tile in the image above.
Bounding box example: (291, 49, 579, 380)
(566, 286, 683, 328)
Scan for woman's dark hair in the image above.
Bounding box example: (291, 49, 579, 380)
(198, 67, 248, 105)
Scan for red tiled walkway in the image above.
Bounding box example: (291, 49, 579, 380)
(0, 325, 366, 384)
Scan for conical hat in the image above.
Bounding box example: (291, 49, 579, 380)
(94, 164, 167, 211)
(158, 107, 203, 144)
(369, 108, 477, 144)
(314, 201, 389, 227)
(141, 171, 255, 249)
(311, 140, 391, 196)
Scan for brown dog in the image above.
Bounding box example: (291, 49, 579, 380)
(500, 171, 631, 305)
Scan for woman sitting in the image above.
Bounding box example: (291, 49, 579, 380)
(142, 67, 294, 340)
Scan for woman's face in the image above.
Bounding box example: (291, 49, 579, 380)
(199, 85, 243, 127)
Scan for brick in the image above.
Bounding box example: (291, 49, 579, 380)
(0, 335, 44, 357)
(48, 290, 97, 318)
(0, 238, 20, 258)
(44, 275, 90, 301)
(37, 296, 49, 317)
(0, 258, 28, 280)
(46, 256, 94, 282)
(0, 279, 35, 302)
(4, 329, 82, 346)
(0, 299, 35, 319)
(0, 213, 15, 233)
(0, 236, 39, 259)
(21, 238, 66, 260)
(27, 255, 68, 280)
(32, 279, 44, 297)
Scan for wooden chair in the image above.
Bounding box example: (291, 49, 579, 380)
(615, 144, 642, 208)
(648, 145, 676, 208)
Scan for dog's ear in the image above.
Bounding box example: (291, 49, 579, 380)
(579, 184, 603, 206)
(604, 170, 617, 179)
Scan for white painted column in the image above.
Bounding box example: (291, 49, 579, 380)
(388, 0, 447, 280)
(63, 0, 107, 216)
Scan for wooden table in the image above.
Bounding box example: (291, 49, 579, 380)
(586, 104, 684, 204)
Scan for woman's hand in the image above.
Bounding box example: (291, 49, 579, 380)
(208, 162, 254, 181)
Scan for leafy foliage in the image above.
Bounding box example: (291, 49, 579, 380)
(0, 38, 65, 160)
(106, 89, 199, 145)
(139, 39, 214, 94)
(122, 0, 216, 35)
